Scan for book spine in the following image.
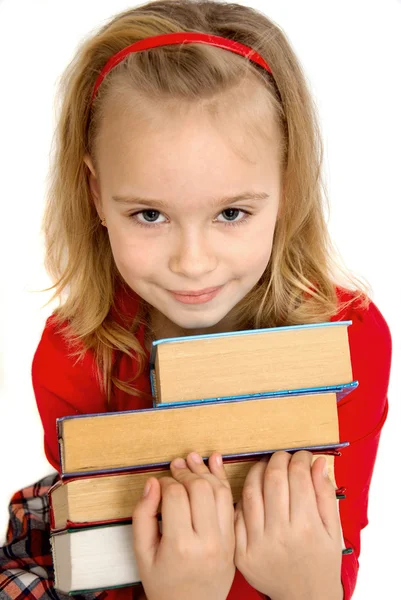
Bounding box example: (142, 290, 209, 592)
(56, 465, 169, 484)
(51, 493, 348, 535)
(49, 491, 56, 530)
(50, 535, 60, 590)
(150, 367, 157, 404)
(57, 421, 65, 473)
(151, 320, 353, 346)
(58, 387, 356, 421)
(60, 442, 349, 479)
(153, 381, 359, 407)
(51, 517, 133, 534)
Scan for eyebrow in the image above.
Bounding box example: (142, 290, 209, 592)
(112, 191, 270, 209)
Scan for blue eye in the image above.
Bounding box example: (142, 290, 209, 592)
(132, 209, 166, 225)
(128, 208, 252, 228)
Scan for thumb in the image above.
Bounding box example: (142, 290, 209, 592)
(312, 457, 341, 540)
(132, 477, 161, 566)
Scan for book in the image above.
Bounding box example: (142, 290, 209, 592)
(51, 522, 144, 594)
(51, 510, 347, 594)
(49, 451, 344, 531)
(51, 321, 356, 594)
(150, 321, 355, 406)
(57, 391, 345, 476)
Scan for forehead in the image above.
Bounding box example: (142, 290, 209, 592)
(95, 87, 281, 193)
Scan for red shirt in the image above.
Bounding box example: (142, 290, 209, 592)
(32, 284, 392, 600)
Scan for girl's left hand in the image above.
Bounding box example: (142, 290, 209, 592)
(234, 450, 344, 600)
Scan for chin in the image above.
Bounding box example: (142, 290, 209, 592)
(167, 309, 227, 332)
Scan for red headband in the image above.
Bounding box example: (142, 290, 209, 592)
(91, 31, 273, 105)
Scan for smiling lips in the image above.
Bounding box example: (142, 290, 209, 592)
(170, 286, 222, 296)
(169, 285, 223, 304)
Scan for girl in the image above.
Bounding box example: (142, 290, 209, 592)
(0, 1, 392, 599)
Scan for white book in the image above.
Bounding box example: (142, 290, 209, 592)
(51, 522, 150, 594)
(51, 513, 346, 594)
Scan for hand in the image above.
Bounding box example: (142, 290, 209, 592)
(234, 450, 343, 600)
(132, 451, 235, 600)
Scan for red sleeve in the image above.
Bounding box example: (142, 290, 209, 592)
(335, 297, 392, 599)
(32, 315, 107, 473)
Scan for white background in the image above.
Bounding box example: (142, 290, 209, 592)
(0, 1, 400, 598)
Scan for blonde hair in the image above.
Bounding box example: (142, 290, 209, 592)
(41, 0, 371, 406)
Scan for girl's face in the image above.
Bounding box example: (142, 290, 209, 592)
(85, 98, 282, 339)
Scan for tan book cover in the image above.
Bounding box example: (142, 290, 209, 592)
(150, 321, 353, 404)
(58, 391, 340, 475)
(50, 453, 339, 530)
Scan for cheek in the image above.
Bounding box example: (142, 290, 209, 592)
(237, 243, 273, 273)
(230, 224, 275, 268)
(108, 233, 155, 277)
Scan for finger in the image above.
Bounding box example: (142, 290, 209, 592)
(311, 456, 342, 542)
(158, 476, 193, 540)
(206, 452, 232, 490)
(288, 451, 320, 524)
(170, 455, 214, 493)
(185, 451, 211, 475)
(132, 477, 162, 568)
(241, 459, 266, 543)
(207, 452, 235, 539)
(170, 455, 207, 485)
(185, 451, 232, 492)
(178, 452, 231, 494)
(263, 451, 291, 529)
(170, 454, 224, 537)
(189, 452, 234, 513)
(234, 499, 248, 555)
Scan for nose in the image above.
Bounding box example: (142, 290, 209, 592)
(168, 229, 218, 278)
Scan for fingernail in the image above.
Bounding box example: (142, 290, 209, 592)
(216, 453, 222, 467)
(172, 458, 186, 468)
(323, 459, 328, 477)
(143, 480, 151, 497)
(190, 452, 203, 464)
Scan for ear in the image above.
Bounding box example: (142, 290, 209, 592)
(83, 153, 103, 218)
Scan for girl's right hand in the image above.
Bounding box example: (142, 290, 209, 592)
(132, 451, 236, 600)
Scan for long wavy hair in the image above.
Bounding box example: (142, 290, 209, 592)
(41, 0, 371, 406)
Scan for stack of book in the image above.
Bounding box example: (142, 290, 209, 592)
(49, 321, 355, 595)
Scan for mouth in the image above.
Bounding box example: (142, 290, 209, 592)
(168, 285, 224, 304)
(169, 286, 222, 297)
